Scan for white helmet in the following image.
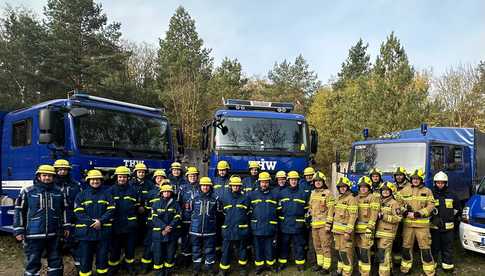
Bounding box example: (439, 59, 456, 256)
(433, 171, 448, 183)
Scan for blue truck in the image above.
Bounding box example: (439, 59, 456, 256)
(0, 92, 182, 232)
(200, 99, 318, 177)
(339, 126, 484, 201)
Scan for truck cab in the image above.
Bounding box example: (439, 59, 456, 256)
(0, 92, 178, 232)
(201, 99, 318, 177)
(460, 176, 485, 254)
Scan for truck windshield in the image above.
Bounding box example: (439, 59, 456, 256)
(214, 116, 307, 153)
(350, 142, 426, 174)
(74, 108, 169, 159)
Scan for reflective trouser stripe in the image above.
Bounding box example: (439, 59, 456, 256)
(141, 258, 152, 264)
(295, 259, 305, 265)
(278, 258, 287, 264)
(254, 261, 264, 266)
(219, 263, 230, 270)
(359, 260, 371, 272)
(164, 262, 175, 268)
(316, 254, 324, 266)
(442, 263, 454, 269)
(323, 257, 331, 269)
(238, 260, 247, 265)
(79, 272, 92, 276)
(153, 264, 163, 270)
(266, 259, 275, 265)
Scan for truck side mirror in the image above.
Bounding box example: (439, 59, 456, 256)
(176, 128, 185, 155)
(310, 129, 318, 154)
(39, 108, 53, 144)
(335, 151, 341, 173)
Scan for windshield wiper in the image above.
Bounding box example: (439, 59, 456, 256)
(261, 147, 290, 151)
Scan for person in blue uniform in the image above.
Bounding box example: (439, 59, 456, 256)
(242, 161, 260, 193)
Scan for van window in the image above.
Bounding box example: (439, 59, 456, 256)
(447, 145, 463, 170)
(12, 118, 32, 147)
(431, 145, 445, 172)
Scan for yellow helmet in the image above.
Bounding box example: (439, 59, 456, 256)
(134, 163, 148, 172)
(393, 167, 407, 176)
(410, 169, 425, 181)
(369, 168, 382, 178)
(275, 171, 287, 179)
(336, 176, 352, 187)
(312, 171, 326, 182)
(160, 184, 174, 193)
(199, 176, 213, 186)
(287, 171, 300, 179)
(85, 169, 103, 181)
(171, 162, 182, 169)
(358, 176, 372, 187)
(258, 172, 271, 181)
(153, 169, 167, 178)
(217, 160, 230, 170)
(53, 159, 71, 169)
(379, 182, 397, 193)
(114, 166, 131, 176)
(303, 167, 315, 176)
(185, 166, 199, 176)
(229, 176, 243, 186)
(248, 161, 260, 169)
(36, 165, 56, 175)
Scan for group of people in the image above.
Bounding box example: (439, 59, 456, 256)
(13, 159, 461, 276)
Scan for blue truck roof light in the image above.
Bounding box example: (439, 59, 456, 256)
(71, 92, 165, 113)
(223, 99, 294, 113)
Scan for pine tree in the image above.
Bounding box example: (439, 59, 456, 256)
(333, 38, 371, 89)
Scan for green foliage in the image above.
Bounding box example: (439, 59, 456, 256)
(333, 38, 371, 89)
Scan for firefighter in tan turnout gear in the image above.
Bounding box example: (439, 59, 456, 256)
(355, 176, 380, 276)
(399, 169, 436, 276)
(329, 176, 358, 276)
(375, 182, 402, 276)
(308, 171, 334, 273)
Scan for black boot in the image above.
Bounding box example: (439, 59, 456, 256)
(276, 264, 286, 272)
(154, 268, 163, 276)
(297, 264, 306, 272)
(217, 270, 229, 276)
(194, 263, 202, 276)
(140, 262, 151, 274)
(312, 264, 322, 272)
(320, 268, 330, 275)
(239, 267, 248, 276)
(255, 266, 265, 275)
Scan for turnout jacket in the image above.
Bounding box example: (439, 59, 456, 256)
(278, 185, 309, 234)
(375, 196, 402, 239)
(168, 174, 186, 195)
(189, 190, 221, 236)
(220, 190, 250, 240)
(14, 180, 69, 239)
(73, 185, 115, 240)
(54, 175, 82, 213)
(398, 184, 435, 228)
(355, 191, 380, 234)
(108, 183, 140, 234)
(248, 187, 280, 236)
(151, 196, 181, 242)
(178, 182, 200, 223)
(308, 187, 335, 229)
(242, 175, 258, 193)
(331, 190, 358, 235)
(431, 186, 461, 231)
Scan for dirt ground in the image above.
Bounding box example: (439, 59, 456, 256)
(2, 232, 485, 276)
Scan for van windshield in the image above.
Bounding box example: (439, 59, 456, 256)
(73, 108, 169, 159)
(350, 142, 426, 174)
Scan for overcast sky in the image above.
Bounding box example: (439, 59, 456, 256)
(2, 0, 484, 83)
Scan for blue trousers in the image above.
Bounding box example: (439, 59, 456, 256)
(191, 235, 216, 265)
(24, 237, 62, 276)
(180, 223, 192, 257)
(220, 239, 248, 270)
(78, 240, 109, 275)
(253, 235, 275, 267)
(153, 239, 177, 271)
(109, 232, 137, 267)
(279, 233, 306, 265)
(141, 226, 153, 265)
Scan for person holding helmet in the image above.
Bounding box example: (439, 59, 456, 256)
(355, 176, 380, 276)
(391, 167, 409, 266)
(53, 159, 82, 270)
(300, 167, 315, 195)
(73, 170, 114, 276)
(328, 176, 358, 276)
(308, 171, 334, 273)
(242, 161, 260, 193)
(375, 182, 402, 276)
(107, 166, 139, 275)
(213, 160, 231, 194)
(14, 165, 69, 276)
(248, 172, 280, 274)
(399, 169, 436, 276)
(218, 176, 251, 276)
(276, 171, 309, 272)
(168, 162, 186, 192)
(189, 177, 222, 275)
(177, 166, 200, 265)
(430, 171, 461, 273)
(151, 184, 182, 276)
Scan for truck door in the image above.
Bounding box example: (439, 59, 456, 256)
(445, 145, 468, 200)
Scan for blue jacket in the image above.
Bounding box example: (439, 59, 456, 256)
(220, 190, 250, 240)
(178, 182, 200, 224)
(248, 188, 280, 236)
(168, 174, 186, 195)
(108, 183, 140, 234)
(278, 185, 309, 234)
(242, 175, 258, 193)
(144, 187, 161, 226)
(212, 175, 230, 197)
(151, 196, 182, 242)
(298, 179, 312, 196)
(54, 175, 82, 213)
(189, 190, 221, 236)
(14, 180, 69, 239)
(73, 185, 115, 241)
(130, 177, 155, 200)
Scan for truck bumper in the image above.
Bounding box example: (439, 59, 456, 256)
(460, 222, 485, 254)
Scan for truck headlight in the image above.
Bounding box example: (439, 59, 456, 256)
(462, 206, 470, 223)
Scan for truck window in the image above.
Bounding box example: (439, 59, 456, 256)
(12, 118, 32, 147)
(431, 146, 445, 172)
(447, 145, 463, 170)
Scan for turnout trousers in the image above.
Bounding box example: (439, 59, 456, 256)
(376, 237, 394, 276)
(400, 226, 435, 276)
(24, 237, 63, 276)
(431, 229, 455, 271)
(153, 239, 177, 273)
(219, 239, 248, 271)
(278, 233, 306, 266)
(356, 233, 373, 276)
(312, 227, 332, 270)
(78, 240, 109, 276)
(253, 235, 275, 268)
(334, 233, 354, 276)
